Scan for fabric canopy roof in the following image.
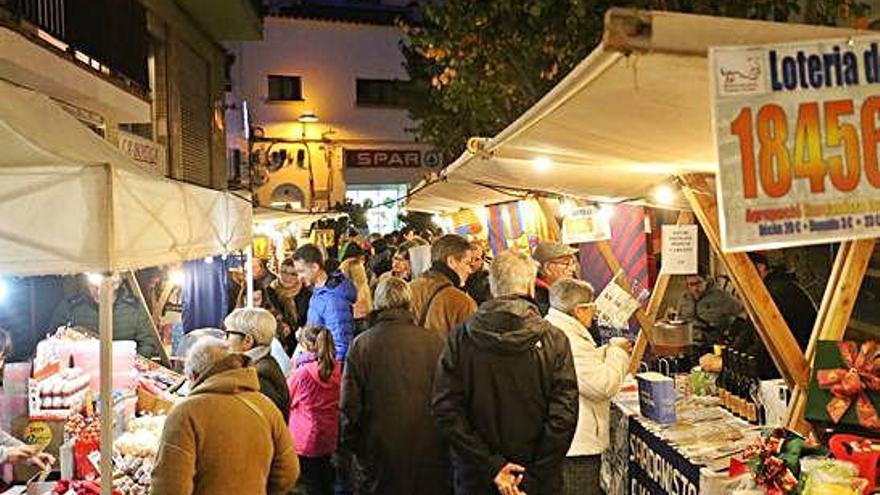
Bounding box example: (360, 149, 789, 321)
(253, 207, 347, 227)
(406, 9, 860, 213)
(0, 80, 252, 276)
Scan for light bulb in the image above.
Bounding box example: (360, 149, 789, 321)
(204, 256, 214, 264)
(654, 185, 675, 205)
(169, 270, 185, 287)
(86, 273, 104, 286)
(532, 157, 552, 172)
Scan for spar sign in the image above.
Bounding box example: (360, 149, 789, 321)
(712, 37, 880, 251)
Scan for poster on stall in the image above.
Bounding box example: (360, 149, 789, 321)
(562, 206, 611, 244)
(595, 280, 640, 329)
(711, 36, 880, 252)
(661, 225, 698, 274)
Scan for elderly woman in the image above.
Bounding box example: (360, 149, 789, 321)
(340, 277, 450, 495)
(545, 278, 631, 495)
(153, 337, 299, 495)
(224, 308, 291, 421)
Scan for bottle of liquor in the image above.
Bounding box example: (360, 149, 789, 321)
(747, 355, 763, 425)
(717, 347, 729, 409)
(730, 350, 745, 418)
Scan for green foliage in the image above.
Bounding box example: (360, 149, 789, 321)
(401, 0, 870, 159)
(398, 210, 437, 233)
(336, 198, 371, 230)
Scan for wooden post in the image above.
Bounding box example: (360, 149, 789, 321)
(124, 272, 172, 367)
(679, 174, 809, 388)
(786, 239, 874, 431)
(629, 211, 694, 373)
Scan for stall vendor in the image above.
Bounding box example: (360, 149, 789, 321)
(677, 272, 743, 355)
(49, 276, 160, 358)
(532, 241, 580, 316)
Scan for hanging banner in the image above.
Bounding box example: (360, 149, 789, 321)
(117, 131, 166, 176)
(661, 225, 698, 274)
(562, 206, 611, 245)
(712, 36, 880, 252)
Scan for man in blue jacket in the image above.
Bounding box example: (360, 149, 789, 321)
(293, 244, 357, 362)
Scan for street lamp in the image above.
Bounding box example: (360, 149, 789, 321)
(297, 111, 319, 123)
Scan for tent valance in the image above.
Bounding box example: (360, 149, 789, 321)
(0, 80, 252, 276)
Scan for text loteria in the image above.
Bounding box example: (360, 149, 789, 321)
(770, 43, 880, 92)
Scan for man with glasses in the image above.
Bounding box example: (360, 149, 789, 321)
(267, 258, 312, 352)
(545, 278, 629, 495)
(677, 272, 743, 355)
(532, 242, 580, 316)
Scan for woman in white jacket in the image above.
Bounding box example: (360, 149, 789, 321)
(545, 278, 630, 495)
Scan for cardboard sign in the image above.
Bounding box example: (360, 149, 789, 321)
(661, 225, 698, 274)
(712, 37, 880, 251)
(561, 206, 611, 244)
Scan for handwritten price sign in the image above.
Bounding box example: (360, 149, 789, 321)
(712, 37, 880, 251)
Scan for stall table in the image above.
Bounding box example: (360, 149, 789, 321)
(603, 392, 741, 495)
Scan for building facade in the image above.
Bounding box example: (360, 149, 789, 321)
(0, 0, 262, 190)
(227, 1, 439, 233)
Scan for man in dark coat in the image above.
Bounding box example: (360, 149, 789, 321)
(340, 277, 450, 495)
(223, 307, 290, 422)
(433, 251, 579, 495)
(749, 253, 818, 351)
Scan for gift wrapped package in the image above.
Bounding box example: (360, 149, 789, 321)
(806, 340, 880, 433)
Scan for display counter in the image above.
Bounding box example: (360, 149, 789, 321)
(603, 390, 758, 495)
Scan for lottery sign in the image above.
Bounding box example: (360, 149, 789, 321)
(712, 37, 880, 251)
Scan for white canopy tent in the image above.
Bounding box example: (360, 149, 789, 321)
(0, 79, 252, 494)
(253, 207, 347, 228)
(0, 81, 252, 276)
(405, 9, 860, 213)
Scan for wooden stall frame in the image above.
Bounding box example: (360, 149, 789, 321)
(679, 174, 809, 389)
(628, 211, 694, 374)
(124, 271, 172, 367)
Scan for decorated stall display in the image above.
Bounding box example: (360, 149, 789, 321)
(29, 368, 91, 420)
(806, 341, 880, 432)
(112, 415, 166, 495)
(133, 356, 183, 414)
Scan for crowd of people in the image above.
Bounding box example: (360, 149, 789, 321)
(150, 228, 633, 495)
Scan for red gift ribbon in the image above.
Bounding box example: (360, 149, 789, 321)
(817, 341, 880, 430)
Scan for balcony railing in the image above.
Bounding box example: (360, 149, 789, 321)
(6, 0, 149, 95)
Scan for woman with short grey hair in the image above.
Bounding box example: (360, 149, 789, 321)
(546, 278, 631, 495)
(339, 276, 450, 494)
(223, 308, 291, 421)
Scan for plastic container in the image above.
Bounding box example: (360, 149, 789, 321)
(70, 340, 138, 393)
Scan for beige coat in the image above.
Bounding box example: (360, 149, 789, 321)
(545, 308, 628, 456)
(151, 355, 300, 495)
(340, 258, 373, 320)
(409, 270, 477, 339)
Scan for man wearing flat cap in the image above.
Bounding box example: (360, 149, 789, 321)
(532, 242, 580, 316)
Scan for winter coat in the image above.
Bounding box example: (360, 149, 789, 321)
(465, 270, 492, 306)
(534, 278, 551, 316)
(764, 269, 817, 351)
(340, 308, 450, 495)
(288, 354, 341, 458)
(50, 290, 160, 358)
(432, 296, 579, 495)
(677, 284, 744, 353)
(267, 280, 311, 337)
(151, 355, 300, 495)
(545, 309, 628, 456)
(307, 272, 357, 361)
(248, 346, 291, 423)
(409, 264, 477, 339)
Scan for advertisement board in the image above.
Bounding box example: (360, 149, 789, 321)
(712, 36, 880, 251)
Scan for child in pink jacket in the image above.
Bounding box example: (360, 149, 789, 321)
(289, 326, 341, 495)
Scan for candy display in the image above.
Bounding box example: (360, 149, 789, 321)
(30, 367, 91, 420)
(111, 414, 165, 495)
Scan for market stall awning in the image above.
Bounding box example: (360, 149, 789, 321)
(0, 80, 252, 276)
(406, 9, 861, 213)
(253, 207, 347, 227)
